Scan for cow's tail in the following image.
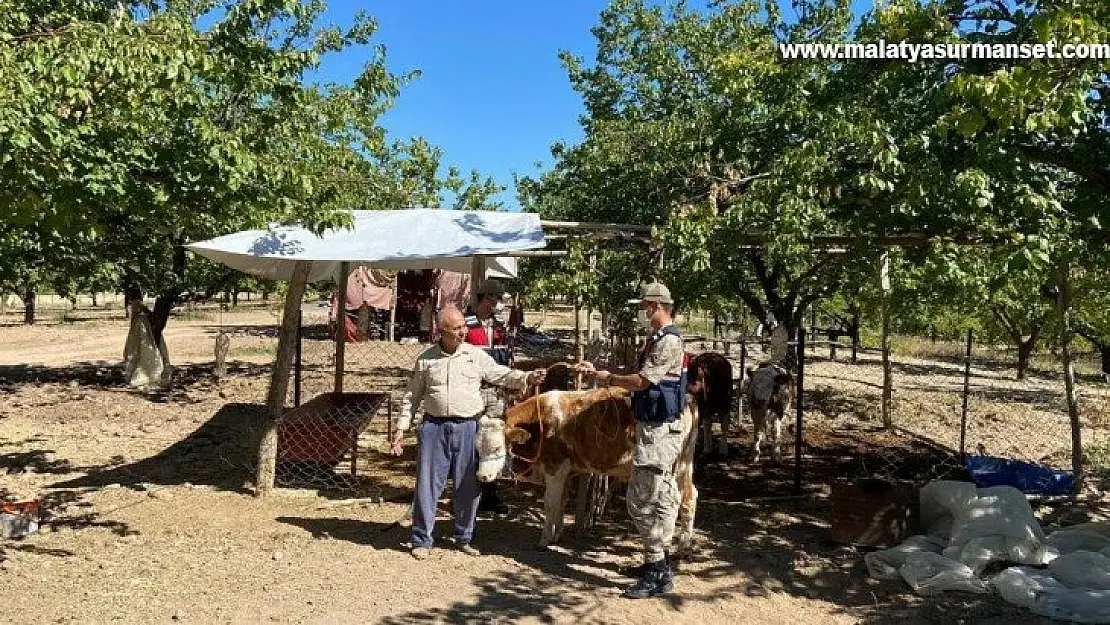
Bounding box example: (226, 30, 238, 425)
(674, 393, 700, 556)
(680, 392, 700, 463)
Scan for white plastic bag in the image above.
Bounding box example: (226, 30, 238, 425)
(918, 481, 977, 539)
(899, 552, 990, 596)
(945, 486, 1051, 571)
(991, 566, 1066, 610)
(1034, 588, 1110, 623)
(865, 535, 947, 581)
(1047, 523, 1110, 555)
(1049, 551, 1110, 590)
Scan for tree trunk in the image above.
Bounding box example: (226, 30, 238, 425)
(22, 286, 35, 325)
(1016, 338, 1035, 381)
(149, 293, 175, 349)
(231, 289, 239, 308)
(258, 261, 312, 496)
(122, 284, 142, 320)
(1101, 346, 1110, 381)
(148, 241, 187, 349)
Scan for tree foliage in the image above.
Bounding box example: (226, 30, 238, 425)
(0, 1, 501, 335)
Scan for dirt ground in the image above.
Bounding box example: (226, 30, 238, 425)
(2, 304, 1109, 625)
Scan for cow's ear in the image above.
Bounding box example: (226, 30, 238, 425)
(506, 427, 531, 444)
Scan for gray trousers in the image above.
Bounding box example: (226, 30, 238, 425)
(627, 420, 684, 563)
(411, 417, 480, 548)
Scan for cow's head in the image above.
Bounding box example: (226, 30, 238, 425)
(686, 360, 708, 399)
(475, 415, 531, 482)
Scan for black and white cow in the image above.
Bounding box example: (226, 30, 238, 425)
(744, 363, 794, 463)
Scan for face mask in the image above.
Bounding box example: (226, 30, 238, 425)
(637, 309, 652, 329)
(494, 302, 505, 314)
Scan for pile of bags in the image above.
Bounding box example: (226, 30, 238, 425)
(864, 481, 1110, 623)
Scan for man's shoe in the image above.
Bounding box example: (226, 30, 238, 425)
(619, 555, 669, 579)
(411, 546, 432, 560)
(457, 543, 481, 557)
(622, 560, 674, 599)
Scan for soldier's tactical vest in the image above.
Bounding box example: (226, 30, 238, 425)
(632, 325, 689, 423)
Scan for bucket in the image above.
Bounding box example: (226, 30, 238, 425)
(0, 500, 41, 539)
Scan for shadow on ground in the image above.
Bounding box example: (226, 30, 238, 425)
(49, 402, 268, 494)
(0, 360, 271, 397)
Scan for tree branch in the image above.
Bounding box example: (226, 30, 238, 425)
(1016, 143, 1110, 193)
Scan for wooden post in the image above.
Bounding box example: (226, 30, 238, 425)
(880, 250, 893, 428)
(257, 261, 312, 496)
(795, 327, 805, 494)
(1057, 262, 1083, 491)
(335, 262, 349, 393)
(960, 328, 973, 461)
(851, 306, 860, 364)
(712, 313, 719, 351)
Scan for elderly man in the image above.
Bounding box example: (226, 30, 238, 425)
(576, 281, 687, 598)
(390, 305, 545, 560)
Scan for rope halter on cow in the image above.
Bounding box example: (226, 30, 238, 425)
(504, 361, 570, 481)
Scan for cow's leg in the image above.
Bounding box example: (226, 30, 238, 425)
(716, 411, 729, 457)
(751, 408, 766, 464)
(771, 411, 784, 463)
(698, 415, 711, 458)
(673, 445, 699, 557)
(538, 463, 572, 548)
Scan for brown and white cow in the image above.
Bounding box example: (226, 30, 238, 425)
(475, 387, 700, 551)
(743, 363, 794, 463)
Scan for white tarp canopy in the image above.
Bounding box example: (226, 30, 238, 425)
(184, 208, 545, 283)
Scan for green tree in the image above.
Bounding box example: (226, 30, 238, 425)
(0, 1, 453, 346)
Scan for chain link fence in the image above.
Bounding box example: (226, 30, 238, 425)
(268, 304, 427, 491)
(244, 299, 1108, 498)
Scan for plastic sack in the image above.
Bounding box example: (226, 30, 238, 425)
(1034, 588, 1110, 623)
(899, 552, 991, 596)
(946, 535, 1058, 575)
(918, 480, 977, 539)
(991, 566, 1066, 610)
(865, 535, 947, 581)
(942, 485, 1051, 572)
(1048, 551, 1110, 590)
(1046, 524, 1110, 556)
(948, 486, 1045, 544)
(964, 455, 1075, 495)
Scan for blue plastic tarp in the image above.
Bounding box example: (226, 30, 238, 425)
(964, 456, 1075, 495)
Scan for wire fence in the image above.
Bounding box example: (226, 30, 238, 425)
(272, 305, 427, 491)
(682, 322, 1108, 496)
(195, 300, 1108, 497)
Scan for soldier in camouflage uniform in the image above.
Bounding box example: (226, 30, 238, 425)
(576, 281, 687, 599)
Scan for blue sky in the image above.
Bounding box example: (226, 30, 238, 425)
(311, 2, 874, 211)
(313, 1, 612, 210)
